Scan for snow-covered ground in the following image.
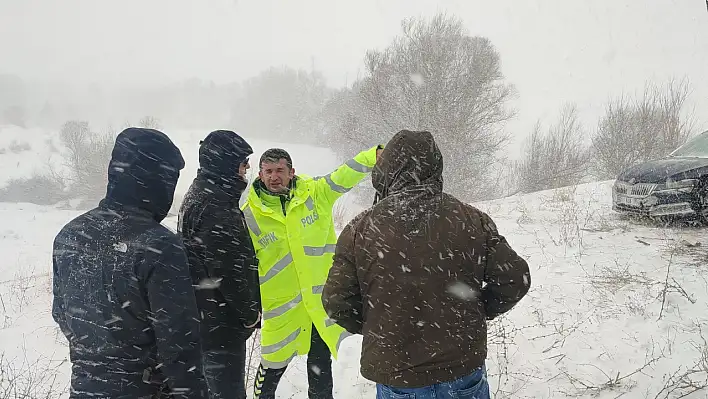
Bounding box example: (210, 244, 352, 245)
(0, 126, 707, 398)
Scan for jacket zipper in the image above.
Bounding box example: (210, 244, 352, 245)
(280, 195, 287, 216)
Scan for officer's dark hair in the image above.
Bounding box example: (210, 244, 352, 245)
(259, 148, 293, 170)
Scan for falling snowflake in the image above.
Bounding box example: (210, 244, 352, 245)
(446, 281, 479, 301)
(196, 278, 221, 290)
(410, 73, 425, 87)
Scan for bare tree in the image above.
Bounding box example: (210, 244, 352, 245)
(513, 104, 591, 193)
(323, 13, 515, 201)
(2, 106, 26, 128)
(592, 78, 696, 178)
(59, 120, 114, 205)
(231, 66, 331, 144)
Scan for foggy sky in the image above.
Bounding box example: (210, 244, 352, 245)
(2, 0, 707, 140)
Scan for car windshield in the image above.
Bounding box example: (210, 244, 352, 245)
(670, 132, 708, 157)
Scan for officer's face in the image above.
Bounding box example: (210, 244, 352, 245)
(259, 159, 294, 193)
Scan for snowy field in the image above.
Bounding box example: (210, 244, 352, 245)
(0, 126, 707, 398)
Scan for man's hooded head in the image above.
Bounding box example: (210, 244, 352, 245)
(104, 127, 185, 222)
(198, 130, 253, 181)
(372, 130, 443, 200)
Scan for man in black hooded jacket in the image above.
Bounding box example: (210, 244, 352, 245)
(52, 127, 208, 398)
(178, 130, 261, 399)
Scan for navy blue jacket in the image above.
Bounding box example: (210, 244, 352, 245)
(52, 128, 208, 398)
(179, 130, 261, 349)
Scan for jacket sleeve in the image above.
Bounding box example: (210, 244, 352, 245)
(201, 206, 261, 327)
(51, 235, 71, 340)
(322, 219, 363, 334)
(478, 211, 531, 320)
(141, 233, 208, 398)
(314, 145, 381, 206)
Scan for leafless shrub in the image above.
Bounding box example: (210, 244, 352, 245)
(653, 324, 708, 398)
(538, 185, 584, 248)
(584, 250, 695, 320)
(556, 356, 661, 397)
(137, 115, 161, 129)
(587, 260, 655, 295)
(580, 210, 631, 234)
(0, 351, 65, 399)
(514, 202, 534, 225)
(8, 141, 31, 154)
(487, 316, 543, 398)
(5, 267, 47, 314)
(323, 12, 515, 202)
(244, 331, 261, 392)
(557, 205, 582, 248)
(527, 312, 587, 356)
(550, 185, 576, 203)
(513, 104, 591, 194)
(0, 173, 67, 205)
(592, 78, 696, 179)
(0, 292, 9, 330)
(58, 120, 114, 205)
(331, 199, 353, 230)
(663, 238, 708, 270)
(657, 236, 699, 320)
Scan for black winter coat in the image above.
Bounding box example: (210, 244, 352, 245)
(52, 128, 208, 399)
(178, 130, 261, 350)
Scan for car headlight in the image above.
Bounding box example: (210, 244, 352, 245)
(658, 178, 698, 193)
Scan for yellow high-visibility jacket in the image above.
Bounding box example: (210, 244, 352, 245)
(241, 146, 379, 369)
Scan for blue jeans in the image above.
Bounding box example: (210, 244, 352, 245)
(376, 365, 490, 399)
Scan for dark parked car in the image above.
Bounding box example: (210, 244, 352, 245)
(612, 130, 708, 219)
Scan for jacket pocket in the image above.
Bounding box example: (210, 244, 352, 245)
(451, 372, 489, 399)
(376, 385, 416, 399)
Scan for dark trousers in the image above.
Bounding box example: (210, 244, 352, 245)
(203, 340, 247, 399)
(254, 326, 333, 399)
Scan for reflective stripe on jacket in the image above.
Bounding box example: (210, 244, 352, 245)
(241, 146, 379, 368)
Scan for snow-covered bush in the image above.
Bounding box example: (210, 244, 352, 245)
(58, 120, 114, 206)
(513, 104, 591, 194)
(0, 174, 66, 205)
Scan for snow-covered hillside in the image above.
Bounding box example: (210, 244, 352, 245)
(0, 127, 706, 398)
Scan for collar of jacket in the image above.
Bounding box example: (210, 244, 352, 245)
(253, 176, 298, 200)
(374, 181, 443, 205)
(249, 176, 304, 216)
(98, 198, 158, 221)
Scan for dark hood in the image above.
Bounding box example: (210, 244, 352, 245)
(196, 130, 252, 199)
(372, 130, 443, 200)
(617, 156, 708, 183)
(198, 130, 252, 180)
(101, 127, 185, 222)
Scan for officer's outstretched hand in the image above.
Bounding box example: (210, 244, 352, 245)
(376, 146, 384, 163)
